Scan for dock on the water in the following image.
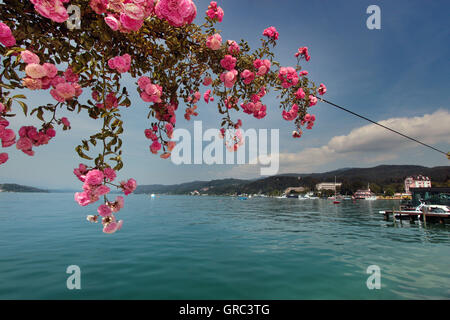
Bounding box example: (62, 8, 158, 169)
(380, 210, 449, 224)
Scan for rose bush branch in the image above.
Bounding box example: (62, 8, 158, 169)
(0, 0, 327, 233)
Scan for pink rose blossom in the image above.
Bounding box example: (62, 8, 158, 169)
(64, 67, 79, 83)
(43, 63, 58, 78)
(21, 50, 40, 64)
(74, 191, 92, 206)
(94, 185, 110, 196)
(30, 0, 69, 23)
(299, 70, 308, 76)
(61, 117, 70, 127)
(103, 167, 116, 182)
(25, 63, 47, 79)
(295, 88, 305, 99)
(0, 22, 12, 38)
(155, 0, 197, 27)
(0, 152, 8, 165)
(220, 55, 237, 71)
(108, 54, 131, 73)
(295, 46, 311, 61)
(263, 26, 279, 40)
(138, 76, 151, 90)
(227, 40, 240, 55)
(206, 1, 224, 22)
(203, 76, 212, 86)
(241, 69, 255, 85)
(206, 33, 222, 50)
(318, 83, 327, 95)
(85, 169, 104, 186)
(278, 67, 298, 88)
(22, 77, 43, 90)
(90, 0, 108, 15)
(253, 59, 271, 76)
(104, 14, 121, 31)
(282, 104, 299, 121)
(121, 178, 137, 195)
(16, 137, 33, 151)
(309, 95, 318, 106)
(109, 196, 124, 213)
(203, 89, 212, 103)
(150, 140, 162, 154)
(97, 204, 112, 217)
(220, 69, 238, 88)
(55, 83, 76, 100)
(119, 13, 144, 31)
(103, 219, 123, 234)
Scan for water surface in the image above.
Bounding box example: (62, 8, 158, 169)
(0, 193, 449, 299)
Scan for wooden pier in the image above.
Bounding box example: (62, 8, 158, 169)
(381, 210, 449, 225)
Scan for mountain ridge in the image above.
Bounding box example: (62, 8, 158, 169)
(135, 165, 450, 195)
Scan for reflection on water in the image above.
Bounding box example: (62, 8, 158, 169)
(0, 193, 449, 299)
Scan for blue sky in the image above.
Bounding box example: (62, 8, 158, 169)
(1, 0, 449, 189)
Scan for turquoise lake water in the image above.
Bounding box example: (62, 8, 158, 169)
(0, 193, 449, 299)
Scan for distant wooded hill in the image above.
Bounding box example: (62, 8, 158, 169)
(135, 165, 450, 196)
(0, 183, 48, 193)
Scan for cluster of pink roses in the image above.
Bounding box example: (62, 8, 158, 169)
(227, 40, 240, 55)
(223, 128, 244, 152)
(206, 1, 224, 22)
(138, 76, 163, 103)
(241, 87, 267, 119)
(145, 128, 162, 154)
(295, 47, 311, 61)
(302, 113, 316, 130)
(184, 104, 198, 120)
(90, 199, 124, 234)
(253, 59, 271, 76)
(30, 0, 70, 23)
(282, 104, 299, 121)
(0, 111, 14, 165)
(16, 125, 56, 156)
(21, 50, 82, 102)
(90, 0, 155, 32)
(0, 22, 16, 47)
(241, 70, 255, 85)
(278, 67, 299, 88)
(203, 89, 214, 103)
(120, 177, 137, 195)
(108, 54, 131, 73)
(263, 26, 279, 40)
(74, 164, 136, 233)
(74, 168, 112, 206)
(220, 55, 236, 71)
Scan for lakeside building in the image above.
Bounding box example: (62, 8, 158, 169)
(354, 184, 377, 200)
(316, 182, 342, 191)
(404, 175, 432, 194)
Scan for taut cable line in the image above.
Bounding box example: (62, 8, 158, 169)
(320, 98, 449, 159)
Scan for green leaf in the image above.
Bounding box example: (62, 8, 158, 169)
(17, 100, 28, 116)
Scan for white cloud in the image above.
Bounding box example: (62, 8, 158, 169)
(225, 109, 450, 176)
